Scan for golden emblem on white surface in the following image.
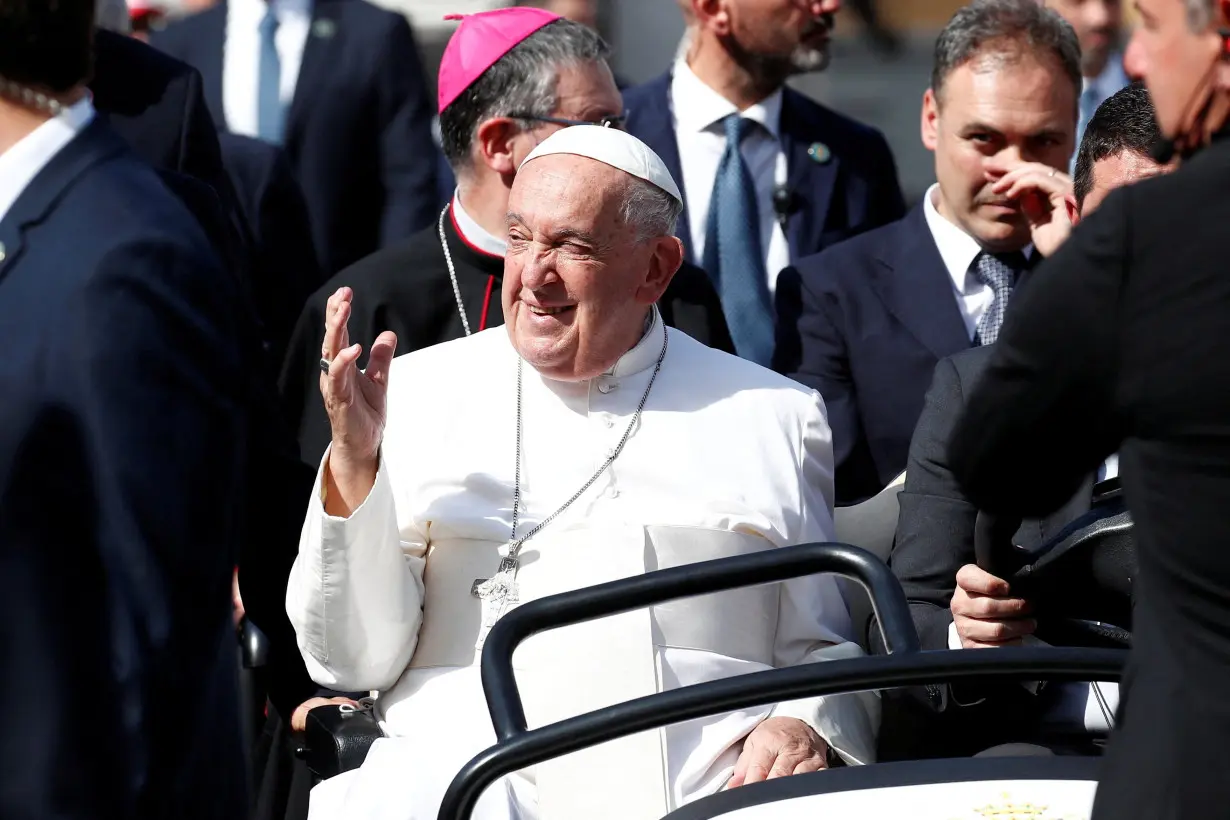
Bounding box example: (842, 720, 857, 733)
(948, 793, 1087, 820)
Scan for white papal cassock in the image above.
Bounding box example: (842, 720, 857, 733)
(287, 309, 880, 820)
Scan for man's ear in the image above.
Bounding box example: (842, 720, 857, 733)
(921, 88, 940, 151)
(636, 236, 685, 305)
(1065, 193, 1081, 226)
(693, 0, 729, 35)
(475, 117, 522, 176)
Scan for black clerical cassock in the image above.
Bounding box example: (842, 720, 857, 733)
(279, 208, 733, 468)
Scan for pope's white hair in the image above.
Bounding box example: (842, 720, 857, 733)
(96, 0, 132, 33)
(620, 177, 682, 243)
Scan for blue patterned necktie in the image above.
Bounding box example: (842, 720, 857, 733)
(703, 114, 774, 366)
(973, 251, 1024, 346)
(256, 6, 284, 144)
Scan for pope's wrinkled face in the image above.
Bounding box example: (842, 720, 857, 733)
(923, 50, 1078, 252)
(504, 155, 677, 381)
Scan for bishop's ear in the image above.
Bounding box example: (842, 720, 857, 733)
(475, 117, 524, 177)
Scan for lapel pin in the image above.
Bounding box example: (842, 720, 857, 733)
(312, 18, 336, 38)
(0, 241, 7, 263)
(807, 142, 832, 164)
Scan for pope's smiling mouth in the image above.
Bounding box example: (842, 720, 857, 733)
(528, 305, 576, 316)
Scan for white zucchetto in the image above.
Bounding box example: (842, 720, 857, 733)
(520, 124, 683, 204)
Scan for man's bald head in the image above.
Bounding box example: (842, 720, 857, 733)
(503, 148, 684, 381)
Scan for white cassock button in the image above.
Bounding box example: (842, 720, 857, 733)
(609, 489, 621, 499)
(605, 418, 615, 428)
(598, 381, 619, 394)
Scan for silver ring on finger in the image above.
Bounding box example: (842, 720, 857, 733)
(320, 356, 331, 374)
(1048, 168, 1056, 177)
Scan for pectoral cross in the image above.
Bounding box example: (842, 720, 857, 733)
(472, 555, 520, 649)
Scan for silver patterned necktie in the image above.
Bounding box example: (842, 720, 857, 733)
(973, 251, 1024, 346)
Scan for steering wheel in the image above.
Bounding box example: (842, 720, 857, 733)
(974, 503, 1135, 649)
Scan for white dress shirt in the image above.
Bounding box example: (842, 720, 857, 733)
(0, 97, 95, 225)
(922, 183, 1035, 341)
(223, 0, 313, 137)
(289, 314, 879, 819)
(669, 58, 791, 293)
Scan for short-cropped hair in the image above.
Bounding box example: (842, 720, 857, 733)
(0, 0, 95, 94)
(439, 18, 610, 175)
(931, 0, 1080, 107)
(1073, 83, 1161, 208)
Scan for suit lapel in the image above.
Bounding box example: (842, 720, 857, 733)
(626, 73, 693, 262)
(867, 204, 972, 359)
(780, 88, 837, 262)
(0, 119, 127, 285)
(287, 0, 345, 143)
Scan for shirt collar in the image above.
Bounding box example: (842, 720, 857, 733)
(451, 190, 507, 258)
(923, 183, 1032, 293)
(232, 0, 312, 24)
(605, 306, 665, 378)
(670, 57, 782, 140)
(0, 96, 95, 226)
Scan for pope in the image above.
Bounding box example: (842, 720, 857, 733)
(287, 126, 877, 819)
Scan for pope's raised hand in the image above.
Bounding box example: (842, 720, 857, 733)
(320, 287, 397, 510)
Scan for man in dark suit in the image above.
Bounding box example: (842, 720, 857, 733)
(875, 84, 1168, 761)
(781, 0, 1080, 504)
(0, 2, 247, 815)
(949, 0, 1230, 814)
(151, 0, 439, 274)
(218, 131, 324, 364)
(623, 0, 904, 366)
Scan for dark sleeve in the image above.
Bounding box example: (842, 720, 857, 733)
(66, 238, 247, 806)
(874, 357, 972, 653)
(374, 16, 439, 244)
(247, 149, 325, 364)
(786, 259, 880, 503)
(174, 66, 237, 212)
(277, 291, 333, 467)
(950, 185, 1128, 518)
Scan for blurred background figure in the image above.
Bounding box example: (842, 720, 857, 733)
(624, 0, 905, 367)
(0, 0, 248, 816)
(516, 0, 597, 29)
(847, 0, 904, 56)
(1045, 0, 1129, 164)
(150, 0, 440, 275)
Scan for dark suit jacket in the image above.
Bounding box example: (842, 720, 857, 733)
(89, 31, 324, 721)
(782, 204, 983, 504)
(151, 0, 440, 274)
(0, 118, 246, 819)
(868, 346, 1094, 761)
(219, 132, 324, 363)
(623, 71, 905, 275)
(949, 133, 1230, 820)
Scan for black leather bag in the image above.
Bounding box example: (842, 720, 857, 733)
(300, 698, 386, 780)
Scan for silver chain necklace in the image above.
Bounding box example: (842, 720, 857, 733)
(438, 203, 473, 337)
(471, 321, 670, 641)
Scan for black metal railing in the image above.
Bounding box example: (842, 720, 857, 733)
(437, 542, 1125, 820)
